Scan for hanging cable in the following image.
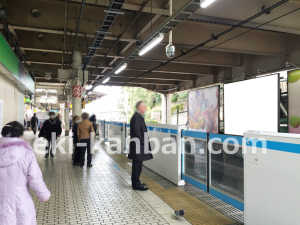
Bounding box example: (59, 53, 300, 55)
(69, 0, 86, 64)
(90, 0, 150, 75)
(124, 0, 293, 84)
(166, 0, 175, 58)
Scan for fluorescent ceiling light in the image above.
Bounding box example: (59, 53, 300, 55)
(139, 33, 164, 56)
(201, 0, 216, 8)
(115, 63, 127, 74)
(102, 77, 110, 84)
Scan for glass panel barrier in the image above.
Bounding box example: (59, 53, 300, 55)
(182, 130, 208, 191)
(209, 134, 244, 207)
(183, 137, 207, 184)
(104, 123, 108, 140)
(125, 125, 130, 153)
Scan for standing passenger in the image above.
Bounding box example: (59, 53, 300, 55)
(77, 113, 94, 167)
(128, 101, 153, 191)
(39, 112, 62, 158)
(0, 121, 50, 225)
(72, 115, 81, 165)
(30, 113, 39, 134)
(89, 114, 98, 135)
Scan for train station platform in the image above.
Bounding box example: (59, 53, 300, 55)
(24, 132, 243, 225)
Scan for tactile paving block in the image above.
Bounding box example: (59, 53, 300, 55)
(101, 145, 243, 225)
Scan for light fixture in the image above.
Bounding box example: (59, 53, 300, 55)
(102, 76, 110, 84)
(139, 33, 164, 56)
(200, 0, 216, 8)
(115, 63, 127, 74)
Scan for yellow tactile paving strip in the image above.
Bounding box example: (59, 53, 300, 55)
(103, 150, 234, 225)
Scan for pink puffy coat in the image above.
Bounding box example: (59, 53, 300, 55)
(0, 137, 51, 225)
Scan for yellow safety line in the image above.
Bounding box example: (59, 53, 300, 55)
(102, 149, 234, 225)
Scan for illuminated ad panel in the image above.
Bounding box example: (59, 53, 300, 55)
(288, 70, 300, 133)
(224, 75, 279, 136)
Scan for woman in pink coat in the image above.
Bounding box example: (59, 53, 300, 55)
(0, 121, 51, 225)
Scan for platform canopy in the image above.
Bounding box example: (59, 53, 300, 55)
(0, 0, 300, 93)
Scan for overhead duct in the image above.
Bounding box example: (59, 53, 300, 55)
(82, 0, 126, 70)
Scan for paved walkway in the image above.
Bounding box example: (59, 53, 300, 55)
(24, 132, 242, 225)
(25, 132, 191, 225)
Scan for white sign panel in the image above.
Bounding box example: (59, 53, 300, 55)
(224, 75, 279, 136)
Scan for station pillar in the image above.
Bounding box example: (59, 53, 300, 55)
(64, 100, 71, 136)
(161, 94, 172, 124)
(71, 51, 83, 118)
(58, 51, 87, 124)
(71, 80, 82, 118)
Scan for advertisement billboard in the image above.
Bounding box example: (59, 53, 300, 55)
(288, 70, 300, 133)
(224, 75, 279, 136)
(188, 86, 219, 133)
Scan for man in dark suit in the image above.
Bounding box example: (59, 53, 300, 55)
(128, 101, 153, 191)
(39, 112, 62, 158)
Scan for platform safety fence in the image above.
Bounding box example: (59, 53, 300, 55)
(100, 121, 244, 211)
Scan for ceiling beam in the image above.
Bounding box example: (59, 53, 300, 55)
(168, 43, 283, 57)
(94, 82, 170, 90)
(22, 46, 233, 67)
(188, 14, 300, 35)
(103, 77, 178, 86)
(20, 47, 124, 59)
(91, 73, 195, 81)
(24, 60, 215, 76)
(70, 0, 166, 15)
(71, 0, 300, 35)
(8, 25, 137, 43)
(135, 14, 161, 39)
(119, 42, 135, 56)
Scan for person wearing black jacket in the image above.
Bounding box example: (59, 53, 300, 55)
(39, 112, 62, 158)
(72, 115, 81, 165)
(89, 114, 98, 135)
(30, 113, 39, 134)
(128, 101, 153, 191)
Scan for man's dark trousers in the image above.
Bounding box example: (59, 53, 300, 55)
(80, 138, 92, 166)
(46, 138, 53, 155)
(131, 160, 143, 188)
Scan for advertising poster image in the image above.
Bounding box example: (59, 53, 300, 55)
(288, 70, 300, 134)
(188, 86, 219, 133)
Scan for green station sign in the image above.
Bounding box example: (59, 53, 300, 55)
(0, 33, 35, 93)
(24, 98, 31, 103)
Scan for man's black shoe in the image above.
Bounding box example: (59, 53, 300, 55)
(45, 154, 49, 158)
(87, 164, 93, 168)
(50, 153, 54, 157)
(80, 165, 84, 167)
(133, 185, 149, 191)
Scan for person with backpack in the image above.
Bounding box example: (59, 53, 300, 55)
(39, 112, 62, 158)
